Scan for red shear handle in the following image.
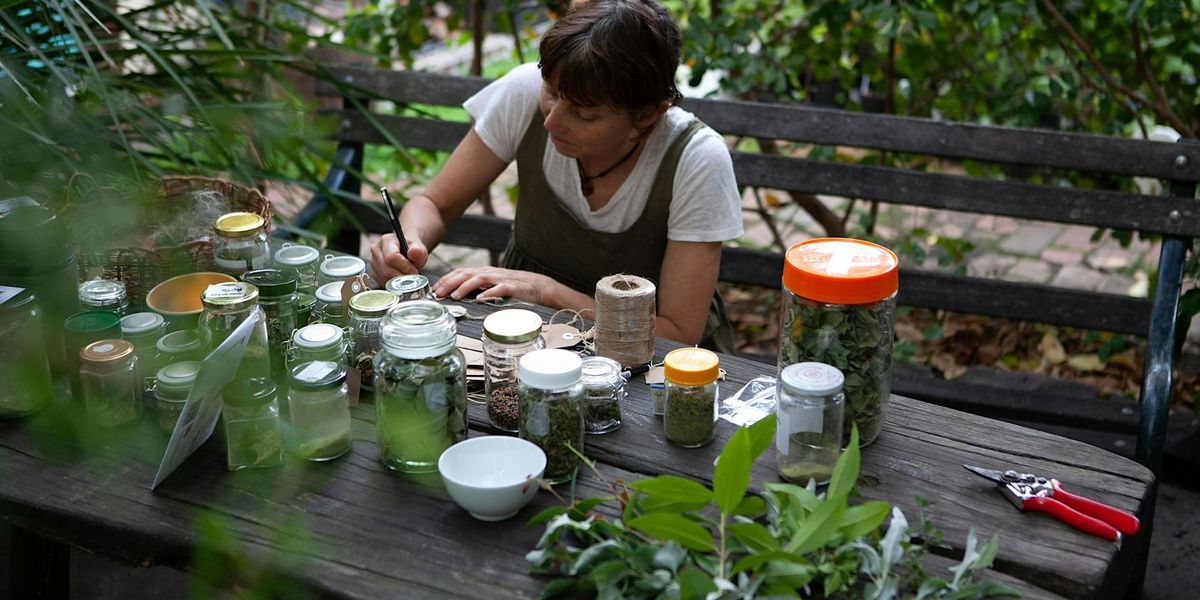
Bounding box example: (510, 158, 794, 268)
(1050, 479, 1140, 535)
(1022, 496, 1121, 541)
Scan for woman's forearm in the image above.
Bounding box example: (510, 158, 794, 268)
(399, 194, 448, 250)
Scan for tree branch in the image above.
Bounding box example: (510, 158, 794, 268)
(1131, 21, 1194, 137)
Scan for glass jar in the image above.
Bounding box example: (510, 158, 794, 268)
(482, 309, 545, 431)
(775, 362, 845, 485)
(296, 292, 316, 327)
(288, 360, 352, 461)
(374, 301, 467, 473)
(199, 282, 271, 381)
(310, 282, 347, 328)
(348, 290, 399, 394)
(0, 286, 53, 418)
(518, 349, 584, 485)
(273, 243, 320, 293)
(317, 254, 367, 287)
(221, 378, 284, 471)
(213, 212, 270, 276)
(663, 348, 720, 448)
(78, 278, 128, 316)
(385, 274, 435, 302)
(80, 339, 141, 428)
(241, 269, 299, 390)
(157, 329, 206, 364)
(779, 238, 898, 446)
(151, 360, 201, 435)
(63, 311, 122, 402)
(580, 356, 624, 434)
(121, 312, 166, 386)
(288, 322, 348, 367)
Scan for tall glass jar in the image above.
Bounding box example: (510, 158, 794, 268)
(221, 378, 284, 471)
(374, 301, 467, 473)
(156, 329, 206, 364)
(310, 282, 347, 327)
(80, 339, 141, 428)
(198, 282, 270, 381)
(779, 238, 898, 446)
(518, 349, 584, 485)
(385, 274, 435, 302)
(213, 212, 270, 276)
(78, 278, 128, 316)
(580, 356, 624, 434)
(288, 360, 352, 461)
(241, 269, 299, 391)
(273, 243, 320, 293)
(348, 290, 398, 394)
(151, 360, 201, 435)
(317, 254, 367, 287)
(775, 362, 845, 485)
(483, 309, 545, 431)
(288, 322, 348, 367)
(663, 348, 720, 448)
(0, 286, 53, 418)
(121, 312, 166, 388)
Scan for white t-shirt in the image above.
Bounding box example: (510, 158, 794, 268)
(464, 63, 743, 243)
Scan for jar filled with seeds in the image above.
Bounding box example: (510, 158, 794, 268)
(385, 274, 435, 302)
(580, 356, 624, 434)
(348, 290, 399, 394)
(213, 212, 270, 276)
(273, 243, 320, 293)
(317, 254, 367, 287)
(78, 278, 128, 316)
(483, 309, 545, 432)
(518, 349, 584, 485)
(0, 286, 53, 418)
(198, 282, 271, 381)
(663, 348, 720, 448)
(289, 322, 348, 367)
(221, 377, 284, 471)
(121, 312, 166, 386)
(151, 360, 200, 435)
(288, 360, 352, 461)
(374, 301, 467, 473)
(241, 269, 299, 391)
(80, 339, 141, 428)
(156, 329, 206, 364)
(310, 282, 347, 328)
(779, 238, 898, 446)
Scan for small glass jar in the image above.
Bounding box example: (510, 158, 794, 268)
(296, 292, 316, 327)
(288, 360, 352, 461)
(663, 348, 720, 448)
(374, 301, 467, 473)
(580, 356, 624, 434)
(348, 290, 399, 393)
(288, 322, 348, 367)
(483, 309, 545, 431)
(221, 378, 284, 471)
(199, 282, 271, 381)
(779, 239, 898, 446)
(518, 349, 584, 485)
(78, 278, 128, 316)
(151, 360, 201, 435)
(775, 362, 845, 485)
(317, 254, 367, 287)
(385, 274, 435, 302)
(273, 243, 320, 293)
(310, 282, 347, 328)
(80, 339, 141, 428)
(0, 286, 53, 418)
(156, 329, 206, 364)
(63, 311, 122, 402)
(241, 269, 299, 389)
(213, 212, 270, 276)
(121, 312, 166, 384)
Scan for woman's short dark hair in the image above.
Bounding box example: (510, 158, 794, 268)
(538, 0, 683, 112)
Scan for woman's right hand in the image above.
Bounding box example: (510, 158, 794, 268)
(369, 233, 429, 282)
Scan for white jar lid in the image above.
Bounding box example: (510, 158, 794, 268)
(315, 281, 344, 303)
(121, 311, 165, 335)
(293, 322, 344, 349)
(320, 255, 366, 278)
(275, 243, 320, 267)
(780, 362, 844, 397)
(157, 360, 202, 389)
(519, 348, 583, 391)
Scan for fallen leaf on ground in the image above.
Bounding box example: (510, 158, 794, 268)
(895, 322, 924, 343)
(1038, 332, 1067, 365)
(931, 353, 967, 380)
(1066, 354, 1106, 372)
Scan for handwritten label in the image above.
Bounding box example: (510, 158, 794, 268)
(0, 286, 24, 305)
(204, 283, 246, 299)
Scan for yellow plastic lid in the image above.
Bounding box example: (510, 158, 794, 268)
(663, 347, 720, 386)
(782, 238, 899, 305)
(214, 212, 265, 237)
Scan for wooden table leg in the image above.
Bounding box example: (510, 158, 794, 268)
(7, 525, 70, 599)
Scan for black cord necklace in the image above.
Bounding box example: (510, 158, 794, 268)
(578, 142, 640, 197)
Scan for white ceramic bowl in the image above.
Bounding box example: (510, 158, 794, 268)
(438, 436, 546, 521)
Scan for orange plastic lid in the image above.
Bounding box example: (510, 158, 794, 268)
(782, 238, 899, 305)
(663, 348, 720, 386)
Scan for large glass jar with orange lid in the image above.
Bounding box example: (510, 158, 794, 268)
(662, 347, 721, 448)
(213, 212, 270, 276)
(779, 238, 899, 446)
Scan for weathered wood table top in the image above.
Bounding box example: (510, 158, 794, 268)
(0, 297, 1151, 599)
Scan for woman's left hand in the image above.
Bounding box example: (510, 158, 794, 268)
(432, 267, 559, 304)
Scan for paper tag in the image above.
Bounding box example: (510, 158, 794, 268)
(643, 365, 665, 385)
(0, 285, 23, 305)
(205, 283, 246, 299)
(346, 367, 361, 407)
(340, 273, 371, 316)
(541, 324, 582, 349)
(456, 334, 483, 353)
(295, 361, 335, 383)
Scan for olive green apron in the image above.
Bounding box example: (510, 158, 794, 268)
(500, 110, 736, 353)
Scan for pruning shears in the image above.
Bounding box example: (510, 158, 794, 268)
(963, 465, 1140, 542)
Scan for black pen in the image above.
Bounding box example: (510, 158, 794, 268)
(621, 362, 652, 380)
(379, 187, 410, 261)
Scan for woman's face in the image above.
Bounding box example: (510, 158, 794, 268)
(539, 73, 643, 161)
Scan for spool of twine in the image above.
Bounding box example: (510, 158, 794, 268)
(594, 274, 656, 367)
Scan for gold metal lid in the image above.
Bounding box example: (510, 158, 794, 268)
(348, 290, 399, 317)
(214, 212, 265, 238)
(201, 282, 259, 310)
(81, 339, 135, 364)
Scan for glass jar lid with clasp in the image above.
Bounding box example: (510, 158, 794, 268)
(385, 274, 434, 303)
(318, 255, 367, 286)
(289, 322, 347, 366)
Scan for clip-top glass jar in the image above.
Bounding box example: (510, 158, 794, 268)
(199, 282, 271, 381)
(310, 282, 347, 328)
(273, 243, 320, 293)
(221, 378, 284, 471)
(483, 309, 545, 431)
(580, 356, 624, 434)
(121, 312, 166, 384)
(288, 360, 352, 461)
(663, 348, 720, 448)
(775, 362, 845, 485)
(157, 329, 206, 364)
(385, 274, 434, 302)
(289, 322, 348, 367)
(151, 360, 200, 435)
(241, 269, 299, 388)
(779, 238, 898, 446)
(348, 290, 399, 393)
(0, 286, 53, 418)
(518, 349, 584, 485)
(79, 278, 128, 316)
(80, 339, 141, 427)
(213, 212, 270, 276)
(317, 254, 367, 287)
(374, 301, 467, 473)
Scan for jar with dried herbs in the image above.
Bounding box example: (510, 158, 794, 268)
(121, 312, 166, 394)
(0, 286, 53, 418)
(156, 329, 205, 365)
(482, 309, 545, 432)
(349, 290, 399, 394)
(80, 339, 142, 428)
(580, 356, 624, 434)
(518, 349, 583, 485)
(213, 212, 270, 276)
(198, 282, 271, 381)
(374, 301, 467, 473)
(221, 378, 284, 471)
(288, 360, 352, 461)
(309, 282, 347, 328)
(151, 360, 200, 435)
(241, 269, 299, 392)
(779, 238, 898, 446)
(663, 348, 720, 448)
(273, 243, 320, 293)
(317, 254, 366, 287)
(288, 323, 348, 368)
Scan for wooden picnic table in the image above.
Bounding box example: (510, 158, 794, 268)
(0, 296, 1151, 599)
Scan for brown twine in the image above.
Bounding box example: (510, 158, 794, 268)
(593, 273, 656, 368)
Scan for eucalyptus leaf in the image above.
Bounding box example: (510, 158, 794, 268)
(728, 521, 779, 553)
(677, 566, 717, 600)
(629, 475, 714, 504)
(733, 495, 767, 517)
(840, 500, 891, 540)
(526, 506, 569, 528)
(746, 412, 778, 460)
(628, 513, 716, 553)
(826, 425, 861, 502)
(713, 426, 752, 514)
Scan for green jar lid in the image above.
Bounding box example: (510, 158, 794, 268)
(221, 377, 277, 408)
(289, 360, 347, 391)
(64, 310, 122, 334)
(241, 268, 298, 296)
(157, 360, 202, 390)
(348, 290, 398, 317)
(201, 282, 259, 310)
(121, 312, 165, 336)
(157, 329, 203, 355)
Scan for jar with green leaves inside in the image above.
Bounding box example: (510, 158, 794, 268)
(80, 339, 141, 428)
(483, 309, 545, 432)
(213, 212, 270, 276)
(580, 356, 624, 434)
(156, 329, 206, 365)
(121, 312, 166, 390)
(518, 349, 584, 485)
(221, 378, 284, 471)
(198, 282, 271, 381)
(241, 269, 299, 391)
(288, 322, 348, 368)
(310, 282, 347, 328)
(151, 360, 200, 435)
(0, 286, 53, 418)
(374, 301, 467, 473)
(348, 290, 399, 394)
(273, 243, 320, 293)
(663, 348, 720, 448)
(288, 360, 352, 461)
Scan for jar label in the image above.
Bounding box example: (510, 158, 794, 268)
(205, 283, 248, 299)
(0, 285, 23, 305)
(296, 361, 335, 383)
(776, 401, 823, 454)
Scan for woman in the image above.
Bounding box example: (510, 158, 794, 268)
(369, 0, 742, 350)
